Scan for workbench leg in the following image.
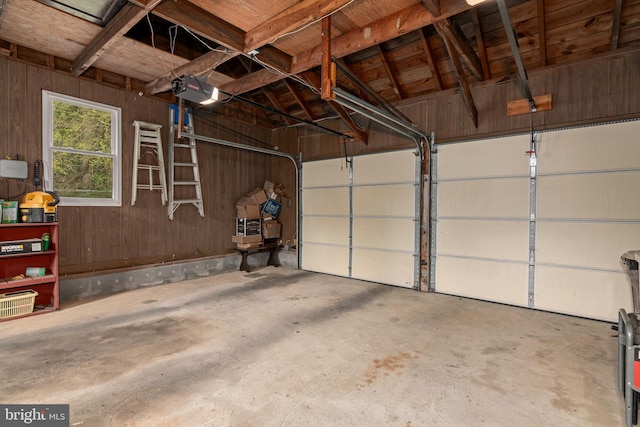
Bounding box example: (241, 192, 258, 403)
(267, 248, 281, 268)
(239, 252, 251, 272)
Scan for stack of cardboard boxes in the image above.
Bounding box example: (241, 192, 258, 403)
(233, 180, 284, 249)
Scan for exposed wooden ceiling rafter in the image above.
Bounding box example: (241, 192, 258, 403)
(304, 70, 368, 144)
(71, 0, 163, 77)
(537, 0, 547, 67)
(244, 0, 354, 54)
(284, 79, 317, 121)
(418, 29, 443, 91)
(470, 9, 491, 80)
(145, 49, 240, 95)
(611, 0, 623, 49)
(435, 22, 478, 128)
(433, 18, 483, 81)
(377, 45, 404, 100)
(419, 0, 441, 17)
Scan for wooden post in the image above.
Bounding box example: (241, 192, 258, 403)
(321, 16, 335, 101)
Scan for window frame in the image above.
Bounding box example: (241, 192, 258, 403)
(42, 90, 122, 207)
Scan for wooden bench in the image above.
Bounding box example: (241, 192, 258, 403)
(235, 243, 281, 272)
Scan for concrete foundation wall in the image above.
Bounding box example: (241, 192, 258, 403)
(60, 250, 298, 303)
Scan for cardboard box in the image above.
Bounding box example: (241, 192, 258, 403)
(262, 221, 281, 239)
(235, 218, 261, 236)
(0, 238, 43, 255)
(263, 180, 275, 196)
(236, 203, 261, 219)
(247, 187, 268, 205)
(232, 235, 263, 244)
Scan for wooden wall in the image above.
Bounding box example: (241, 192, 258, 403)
(0, 56, 274, 275)
(425, 49, 640, 142)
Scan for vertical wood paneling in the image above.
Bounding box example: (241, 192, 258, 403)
(2, 56, 277, 273)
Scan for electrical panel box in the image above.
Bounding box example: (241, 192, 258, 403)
(0, 159, 28, 179)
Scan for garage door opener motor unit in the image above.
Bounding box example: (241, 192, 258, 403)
(618, 250, 640, 427)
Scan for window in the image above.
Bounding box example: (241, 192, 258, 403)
(42, 91, 121, 206)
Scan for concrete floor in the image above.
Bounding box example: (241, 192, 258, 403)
(0, 267, 625, 426)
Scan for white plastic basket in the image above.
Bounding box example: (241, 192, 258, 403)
(0, 290, 38, 319)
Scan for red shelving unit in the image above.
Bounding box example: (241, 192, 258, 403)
(0, 222, 59, 320)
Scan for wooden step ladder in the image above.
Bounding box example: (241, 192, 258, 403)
(131, 120, 167, 206)
(168, 103, 205, 220)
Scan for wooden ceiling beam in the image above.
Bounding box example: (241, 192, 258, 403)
(284, 79, 317, 121)
(611, 0, 623, 49)
(376, 45, 404, 100)
(152, 0, 244, 52)
(304, 71, 368, 143)
(471, 9, 491, 79)
(218, 68, 286, 96)
(71, 1, 163, 77)
(145, 50, 240, 95)
(433, 19, 483, 81)
(418, 29, 443, 91)
(244, 0, 354, 54)
(537, 0, 547, 67)
(420, 0, 441, 17)
(291, 0, 474, 74)
(262, 87, 293, 126)
(435, 24, 478, 127)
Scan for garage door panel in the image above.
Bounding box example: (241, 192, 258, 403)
(537, 222, 640, 270)
(301, 243, 349, 276)
(353, 184, 415, 216)
(438, 178, 529, 218)
(436, 257, 528, 306)
(302, 217, 349, 246)
(352, 218, 413, 251)
(353, 150, 416, 184)
(437, 219, 529, 262)
(302, 149, 418, 288)
(302, 187, 349, 216)
(535, 266, 632, 321)
(352, 249, 414, 287)
(303, 158, 349, 187)
(437, 135, 530, 179)
(538, 171, 640, 220)
(538, 121, 640, 173)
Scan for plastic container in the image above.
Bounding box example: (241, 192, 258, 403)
(0, 290, 38, 319)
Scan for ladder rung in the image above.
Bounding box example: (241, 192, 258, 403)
(137, 165, 162, 170)
(174, 181, 199, 186)
(174, 162, 197, 167)
(173, 199, 203, 204)
(173, 143, 194, 148)
(137, 184, 164, 190)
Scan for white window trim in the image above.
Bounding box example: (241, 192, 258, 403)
(42, 91, 122, 207)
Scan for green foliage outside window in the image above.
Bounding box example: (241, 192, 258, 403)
(51, 101, 114, 199)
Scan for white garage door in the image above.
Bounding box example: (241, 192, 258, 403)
(433, 120, 640, 321)
(302, 150, 420, 288)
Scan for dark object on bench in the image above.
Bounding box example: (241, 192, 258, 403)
(235, 243, 281, 272)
